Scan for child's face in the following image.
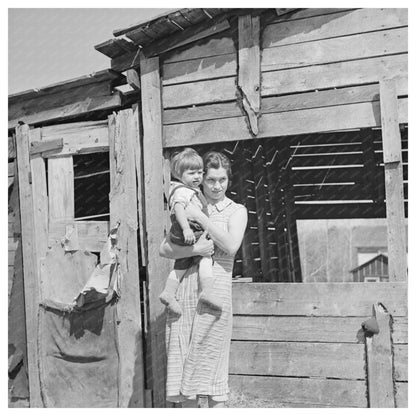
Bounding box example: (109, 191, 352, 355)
(180, 168, 203, 188)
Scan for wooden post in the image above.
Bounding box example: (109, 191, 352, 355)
(380, 79, 407, 282)
(15, 125, 43, 407)
(365, 303, 395, 407)
(238, 14, 261, 135)
(140, 53, 172, 407)
(109, 109, 145, 407)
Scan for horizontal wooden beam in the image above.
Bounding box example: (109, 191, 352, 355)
(262, 27, 407, 72)
(232, 282, 407, 316)
(30, 138, 63, 156)
(263, 8, 408, 49)
(230, 375, 367, 408)
(143, 18, 230, 58)
(163, 98, 408, 147)
(232, 315, 407, 344)
(230, 341, 365, 379)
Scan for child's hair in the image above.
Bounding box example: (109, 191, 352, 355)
(202, 151, 232, 180)
(170, 148, 204, 180)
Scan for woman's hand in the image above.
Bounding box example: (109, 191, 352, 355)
(193, 231, 214, 257)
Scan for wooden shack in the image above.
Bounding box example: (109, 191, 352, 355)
(8, 8, 408, 408)
(351, 253, 389, 282)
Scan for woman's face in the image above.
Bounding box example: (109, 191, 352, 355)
(203, 167, 229, 202)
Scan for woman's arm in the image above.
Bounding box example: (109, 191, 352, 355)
(159, 232, 214, 259)
(186, 204, 248, 255)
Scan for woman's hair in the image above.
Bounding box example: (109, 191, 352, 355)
(202, 151, 232, 180)
(170, 147, 204, 180)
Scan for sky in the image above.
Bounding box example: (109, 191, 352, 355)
(8, 8, 174, 94)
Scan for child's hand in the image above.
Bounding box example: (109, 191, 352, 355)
(183, 228, 195, 245)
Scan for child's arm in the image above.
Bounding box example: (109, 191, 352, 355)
(174, 203, 195, 245)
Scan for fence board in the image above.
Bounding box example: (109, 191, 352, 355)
(109, 109, 144, 407)
(230, 341, 365, 379)
(163, 98, 408, 147)
(395, 382, 408, 408)
(232, 283, 407, 316)
(394, 344, 408, 382)
(229, 375, 367, 408)
(262, 54, 407, 96)
(162, 53, 236, 85)
(262, 28, 407, 72)
(233, 316, 365, 343)
(263, 8, 408, 49)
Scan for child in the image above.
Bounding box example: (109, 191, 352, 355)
(159, 148, 222, 315)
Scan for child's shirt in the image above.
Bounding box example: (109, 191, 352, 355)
(169, 181, 206, 214)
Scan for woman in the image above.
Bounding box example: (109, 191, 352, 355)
(159, 151, 248, 408)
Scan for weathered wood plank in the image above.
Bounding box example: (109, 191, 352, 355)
(109, 109, 144, 407)
(163, 33, 236, 64)
(143, 18, 230, 58)
(263, 8, 408, 49)
(270, 8, 356, 23)
(232, 283, 407, 316)
(395, 382, 408, 407)
(233, 316, 368, 343)
(238, 14, 260, 135)
(262, 27, 407, 72)
(163, 98, 408, 147)
(48, 221, 109, 252)
(392, 317, 408, 344)
(162, 84, 395, 125)
(132, 104, 147, 267)
(262, 54, 408, 96)
(15, 124, 43, 407)
(8, 81, 122, 129)
(40, 121, 109, 157)
(380, 79, 407, 282)
(365, 303, 395, 407)
(163, 76, 236, 109)
(393, 344, 408, 382)
(140, 54, 171, 408)
(47, 156, 74, 221)
(229, 375, 367, 408)
(29, 138, 63, 156)
(162, 53, 236, 86)
(230, 341, 365, 380)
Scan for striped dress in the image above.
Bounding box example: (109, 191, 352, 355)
(165, 196, 244, 402)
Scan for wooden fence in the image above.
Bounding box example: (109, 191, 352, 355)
(230, 282, 407, 407)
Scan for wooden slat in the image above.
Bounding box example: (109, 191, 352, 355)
(238, 14, 260, 135)
(132, 104, 147, 267)
(48, 221, 109, 252)
(140, 54, 171, 408)
(163, 76, 236, 109)
(162, 52, 236, 85)
(109, 109, 144, 407)
(232, 282, 407, 316)
(270, 8, 356, 23)
(380, 79, 407, 282)
(163, 84, 387, 125)
(230, 341, 365, 379)
(229, 375, 367, 408)
(263, 8, 408, 49)
(394, 344, 408, 382)
(163, 32, 236, 64)
(262, 54, 408, 96)
(9, 82, 122, 129)
(392, 317, 408, 344)
(143, 18, 230, 58)
(15, 124, 43, 407)
(163, 98, 408, 147)
(233, 316, 364, 343)
(40, 121, 109, 157)
(366, 303, 395, 407)
(47, 156, 74, 221)
(262, 27, 407, 72)
(395, 382, 408, 408)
